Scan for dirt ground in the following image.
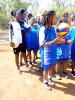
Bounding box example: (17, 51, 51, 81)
(0, 30, 75, 100)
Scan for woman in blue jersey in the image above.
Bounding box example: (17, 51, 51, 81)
(70, 15, 75, 77)
(19, 8, 30, 67)
(40, 11, 63, 90)
(56, 19, 72, 80)
(26, 17, 39, 65)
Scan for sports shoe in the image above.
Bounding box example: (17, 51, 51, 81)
(43, 82, 52, 90)
(55, 74, 61, 80)
(32, 61, 38, 66)
(48, 78, 55, 86)
(27, 64, 33, 71)
(17, 69, 21, 74)
(63, 72, 69, 79)
(71, 71, 75, 78)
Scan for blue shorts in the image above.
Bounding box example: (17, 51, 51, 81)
(57, 58, 68, 62)
(43, 64, 55, 71)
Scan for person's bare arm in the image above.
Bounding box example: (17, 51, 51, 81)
(43, 37, 60, 47)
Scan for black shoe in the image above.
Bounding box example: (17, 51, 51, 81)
(71, 71, 74, 75)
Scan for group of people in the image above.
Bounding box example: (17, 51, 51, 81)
(9, 9, 39, 71)
(9, 8, 75, 90)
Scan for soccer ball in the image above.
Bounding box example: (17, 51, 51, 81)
(57, 22, 70, 36)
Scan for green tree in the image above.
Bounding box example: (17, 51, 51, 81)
(0, 0, 29, 29)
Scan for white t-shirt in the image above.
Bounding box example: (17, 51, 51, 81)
(24, 21, 30, 28)
(9, 21, 22, 45)
(39, 26, 45, 46)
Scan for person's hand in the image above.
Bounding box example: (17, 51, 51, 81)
(44, 42, 50, 47)
(54, 37, 60, 43)
(55, 37, 66, 44)
(10, 42, 15, 48)
(44, 37, 60, 47)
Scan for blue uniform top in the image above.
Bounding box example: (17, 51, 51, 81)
(70, 27, 75, 60)
(57, 33, 71, 60)
(70, 27, 75, 44)
(25, 25, 39, 51)
(19, 20, 30, 44)
(44, 26, 57, 58)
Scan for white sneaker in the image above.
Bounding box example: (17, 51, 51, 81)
(56, 74, 61, 80)
(32, 62, 38, 66)
(28, 64, 33, 71)
(48, 78, 55, 86)
(43, 82, 52, 90)
(17, 69, 21, 74)
(28, 64, 33, 68)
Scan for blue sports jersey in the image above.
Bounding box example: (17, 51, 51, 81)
(57, 33, 71, 60)
(70, 27, 75, 44)
(70, 27, 75, 60)
(19, 20, 30, 44)
(25, 26, 39, 51)
(44, 26, 57, 70)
